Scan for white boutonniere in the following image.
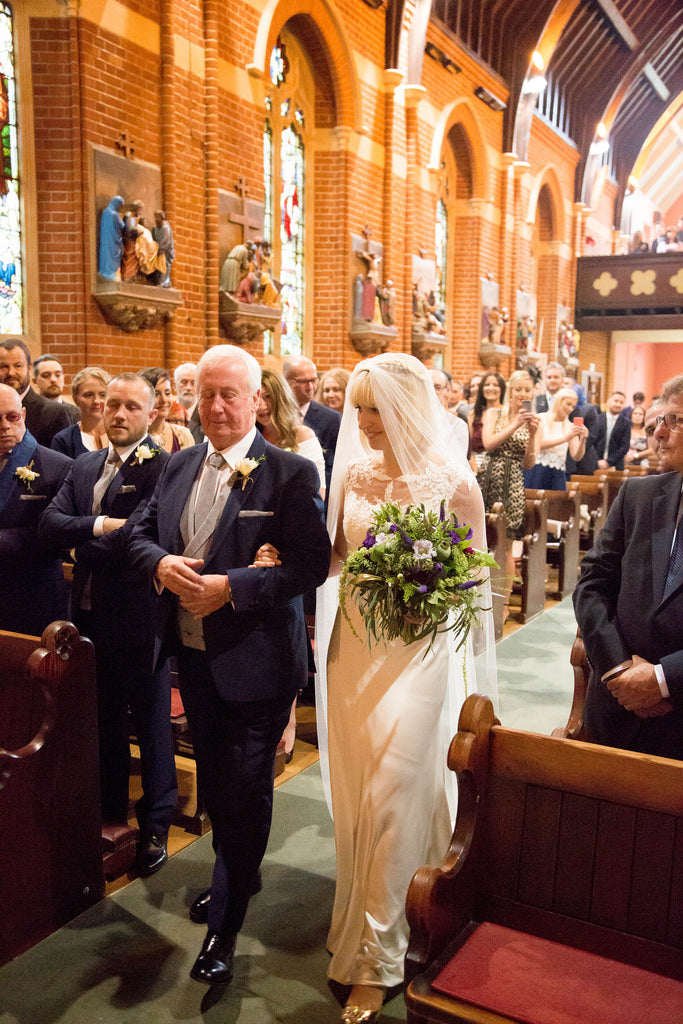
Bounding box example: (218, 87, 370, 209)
(15, 460, 40, 490)
(233, 454, 265, 490)
(133, 444, 159, 466)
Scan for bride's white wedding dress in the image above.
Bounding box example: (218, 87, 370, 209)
(325, 456, 483, 989)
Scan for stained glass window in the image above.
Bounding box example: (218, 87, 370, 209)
(279, 123, 304, 356)
(0, 3, 22, 334)
(263, 38, 307, 357)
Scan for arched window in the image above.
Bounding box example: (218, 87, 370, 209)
(263, 34, 311, 358)
(0, 2, 22, 334)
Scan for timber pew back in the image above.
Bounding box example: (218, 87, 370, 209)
(525, 486, 581, 599)
(512, 495, 547, 623)
(0, 622, 105, 964)
(405, 694, 683, 1024)
(569, 475, 608, 549)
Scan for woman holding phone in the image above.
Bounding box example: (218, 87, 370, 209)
(524, 387, 588, 490)
(477, 370, 540, 617)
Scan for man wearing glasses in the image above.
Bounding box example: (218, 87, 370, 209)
(574, 374, 683, 759)
(0, 382, 72, 634)
(284, 355, 340, 499)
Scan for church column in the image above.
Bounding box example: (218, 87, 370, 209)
(511, 160, 530, 363)
(159, 0, 180, 361)
(499, 152, 516, 320)
(403, 85, 425, 353)
(330, 126, 353, 349)
(64, 0, 88, 361)
(203, 0, 220, 348)
(382, 70, 403, 303)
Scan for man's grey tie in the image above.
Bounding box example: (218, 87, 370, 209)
(193, 451, 226, 532)
(663, 519, 682, 601)
(92, 450, 122, 514)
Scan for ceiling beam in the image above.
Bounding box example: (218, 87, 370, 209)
(643, 62, 670, 102)
(595, 0, 638, 51)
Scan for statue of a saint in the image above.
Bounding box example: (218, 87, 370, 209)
(152, 210, 174, 287)
(122, 201, 143, 280)
(220, 242, 254, 294)
(98, 195, 125, 280)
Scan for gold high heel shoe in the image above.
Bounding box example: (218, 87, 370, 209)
(341, 1008, 379, 1024)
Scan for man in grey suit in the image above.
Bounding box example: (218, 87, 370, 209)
(574, 374, 683, 759)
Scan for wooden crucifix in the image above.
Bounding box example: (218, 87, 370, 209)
(115, 132, 135, 159)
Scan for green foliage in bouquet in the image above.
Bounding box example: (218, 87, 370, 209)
(339, 500, 497, 651)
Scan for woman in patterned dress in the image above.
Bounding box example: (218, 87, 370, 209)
(477, 370, 540, 617)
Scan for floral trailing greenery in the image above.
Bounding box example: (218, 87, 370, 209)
(339, 500, 497, 651)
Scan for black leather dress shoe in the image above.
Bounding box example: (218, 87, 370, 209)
(189, 870, 262, 924)
(189, 888, 211, 924)
(190, 930, 236, 985)
(135, 833, 168, 876)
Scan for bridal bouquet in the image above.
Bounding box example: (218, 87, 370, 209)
(339, 500, 497, 650)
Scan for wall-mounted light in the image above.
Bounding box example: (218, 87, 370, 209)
(628, 175, 639, 189)
(521, 74, 547, 96)
(474, 86, 507, 112)
(531, 50, 544, 71)
(425, 42, 461, 74)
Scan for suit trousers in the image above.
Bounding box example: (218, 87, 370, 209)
(78, 610, 177, 831)
(176, 645, 292, 937)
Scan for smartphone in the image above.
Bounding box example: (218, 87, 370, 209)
(574, 416, 584, 427)
(521, 400, 532, 412)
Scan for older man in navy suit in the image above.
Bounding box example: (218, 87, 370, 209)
(129, 344, 330, 986)
(40, 373, 176, 876)
(0, 383, 72, 635)
(574, 374, 683, 759)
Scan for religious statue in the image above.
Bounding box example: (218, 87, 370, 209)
(134, 218, 166, 282)
(98, 195, 125, 280)
(377, 279, 396, 326)
(220, 241, 254, 294)
(413, 283, 445, 334)
(152, 210, 174, 288)
(256, 240, 281, 308)
(122, 201, 144, 280)
(558, 319, 580, 363)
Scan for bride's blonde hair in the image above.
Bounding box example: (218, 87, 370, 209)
(347, 353, 436, 454)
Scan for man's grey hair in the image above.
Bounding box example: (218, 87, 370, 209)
(197, 345, 261, 393)
(545, 361, 563, 374)
(661, 375, 683, 403)
(283, 355, 317, 379)
(173, 362, 196, 388)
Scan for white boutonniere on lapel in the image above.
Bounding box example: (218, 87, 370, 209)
(15, 460, 39, 490)
(133, 444, 160, 466)
(233, 454, 265, 491)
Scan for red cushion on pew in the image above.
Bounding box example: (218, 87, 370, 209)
(432, 922, 682, 1024)
(170, 688, 184, 719)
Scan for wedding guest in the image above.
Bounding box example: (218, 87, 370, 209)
(140, 367, 195, 453)
(468, 372, 505, 471)
(624, 404, 649, 464)
(317, 367, 350, 413)
(524, 387, 588, 490)
(52, 367, 111, 459)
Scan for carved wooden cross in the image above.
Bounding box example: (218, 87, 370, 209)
(229, 178, 262, 242)
(115, 131, 135, 159)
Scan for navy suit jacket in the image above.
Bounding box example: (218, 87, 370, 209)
(39, 437, 169, 642)
(22, 388, 78, 447)
(0, 443, 72, 633)
(574, 471, 683, 758)
(129, 430, 330, 702)
(594, 411, 631, 470)
(51, 422, 89, 460)
(303, 400, 340, 495)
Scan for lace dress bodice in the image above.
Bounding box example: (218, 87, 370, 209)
(341, 456, 479, 551)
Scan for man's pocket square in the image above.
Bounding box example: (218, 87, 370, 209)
(119, 485, 136, 493)
(20, 494, 46, 501)
(238, 510, 274, 517)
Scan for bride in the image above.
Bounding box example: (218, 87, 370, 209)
(315, 353, 497, 1023)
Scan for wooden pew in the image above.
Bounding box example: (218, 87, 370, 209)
(405, 695, 683, 1024)
(552, 631, 590, 741)
(569, 475, 608, 549)
(484, 501, 507, 641)
(525, 486, 581, 599)
(512, 495, 547, 623)
(0, 622, 105, 965)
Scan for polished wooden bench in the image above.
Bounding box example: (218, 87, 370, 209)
(405, 695, 682, 1024)
(484, 502, 507, 641)
(0, 622, 105, 964)
(569, 475, 608, 550)
(511, 495, 547, 623)
(525, 486, 581, 599)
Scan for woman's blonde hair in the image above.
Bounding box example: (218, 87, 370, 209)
(71, 366, 111, 398)
(316, 366, 350, 406)
(347, 353, 436, 454)
(499, 370, 533, 426)
(260, 367, 302, 451)
(549, 387, 578, 420)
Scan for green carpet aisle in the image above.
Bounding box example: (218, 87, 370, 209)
(0, 599, 581, 1024)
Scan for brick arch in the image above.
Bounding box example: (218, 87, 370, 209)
(527, 166, 566, 243)
(429, 99, 490, 201)
(252, 0, 361, 133)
